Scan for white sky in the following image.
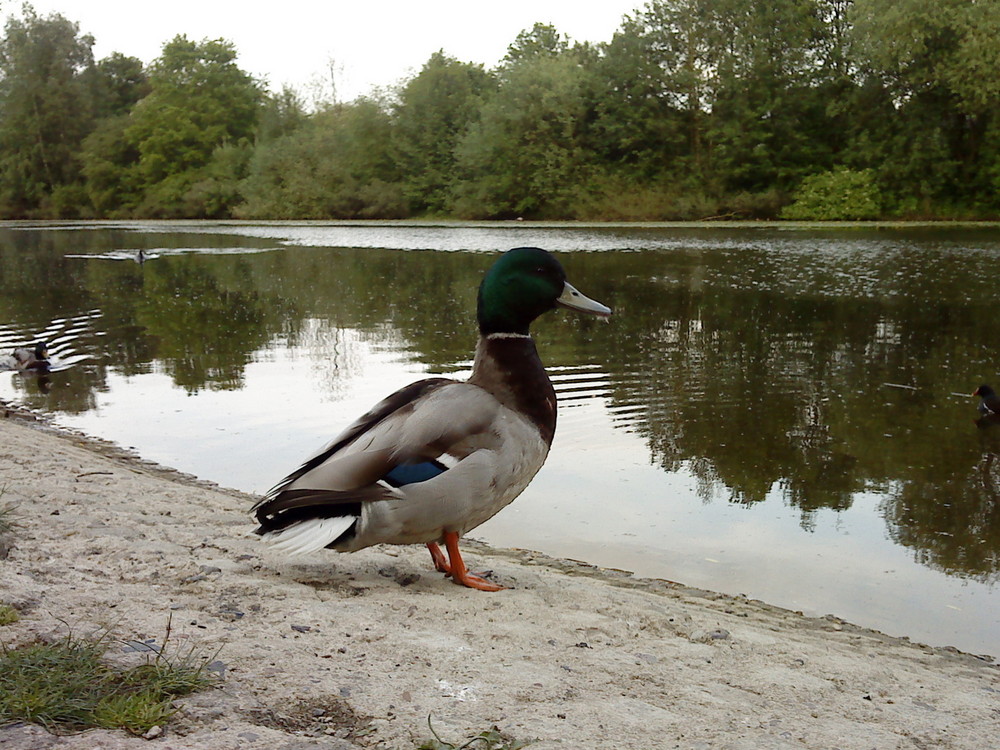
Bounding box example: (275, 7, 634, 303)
(11, 1, 643, 101)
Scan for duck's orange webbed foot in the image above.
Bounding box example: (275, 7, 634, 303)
(442, 531, 504, 592)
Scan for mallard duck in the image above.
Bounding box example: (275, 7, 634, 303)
(974, 384, 1000, 416)
(253, 247, 611, 591)
(5, 342, 49, 372)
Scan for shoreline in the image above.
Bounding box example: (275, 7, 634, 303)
(1, 403, 998, 748)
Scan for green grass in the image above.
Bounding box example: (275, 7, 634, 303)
(0, 605, 18, 626)
(0, 626, 216, 735)
(0, 497, 15, 535)
(418, 715, 535, 750)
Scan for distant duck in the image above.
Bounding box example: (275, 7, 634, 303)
(974, 384, 1000, 416)
(135, 250, 146, 264)
(253, 247, 612, 591)
(4, 342, 50, 372)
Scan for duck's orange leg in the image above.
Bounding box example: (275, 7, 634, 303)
(442, 531, 504, 591)
(426, 542, 450, 573)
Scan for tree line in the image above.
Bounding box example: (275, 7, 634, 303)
(1, 1, 999, 221)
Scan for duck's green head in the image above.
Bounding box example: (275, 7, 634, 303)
(477, 247, 611, 335)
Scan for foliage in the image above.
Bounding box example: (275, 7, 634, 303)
(256, 85, 308, 143)
(0, 605, 18, 626)
(0, 627, 215, 735)
(452, 51, 597, 218)
(79, 114, 141, 216)
(394, 52, 494, 214)
(781, 168, 882, 220)
(848, 0, 1000, 216)
(500, 22, 571, 70)
(0, 7, 96, 217)
(238, 99, 407, 219)
(122, 35, 262, 217)
(0, 496, 15, 535)
(87, 52, 148, 118)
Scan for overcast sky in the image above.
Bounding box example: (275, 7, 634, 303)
(12, 1, 643, 101)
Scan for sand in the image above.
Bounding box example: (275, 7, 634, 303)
(1, 406, 998, 749)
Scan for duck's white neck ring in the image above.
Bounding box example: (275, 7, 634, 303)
(484, 332, 533, 340)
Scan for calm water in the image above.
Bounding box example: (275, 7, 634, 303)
(2, 220, 999, 657)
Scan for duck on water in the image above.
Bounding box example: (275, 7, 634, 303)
(3, 342, 49, 373)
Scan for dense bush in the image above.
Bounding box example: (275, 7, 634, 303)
(237, 102, 408, 219)
(781, 169, 882, 221)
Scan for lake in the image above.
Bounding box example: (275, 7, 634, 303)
(1, 220, 998, 657)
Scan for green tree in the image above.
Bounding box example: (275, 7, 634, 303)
(453, 32, 597, 218)
(596, 2, 717, 181)
(501, 22, 571, 68)
(590, 0, 839, 216)
(256, 85, 308, 144)
(238, 98, 406, 219)
(0, 7, 96, 217)
(124, 35, 262, 216)
(87, 51, 148, 118)
(394, 51, 494, 214)
(79, 114, 140, 216)
(848, 0, 1000, 214)
(703, 0, 829, 192)
(77, 53, 148, 217)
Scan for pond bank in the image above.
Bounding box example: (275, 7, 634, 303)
(0, 405, 997, 749)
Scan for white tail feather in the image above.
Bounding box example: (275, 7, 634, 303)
(261, 516, 356, 556)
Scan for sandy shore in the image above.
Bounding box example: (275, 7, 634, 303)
(1, 405, 998, 749)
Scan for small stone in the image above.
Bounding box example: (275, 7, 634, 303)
(291, 624, 312, 633)
(207, 660, 227, 677)
(142, 725, 162, 739)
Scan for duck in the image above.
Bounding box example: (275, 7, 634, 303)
(974, 384, 1000, 416)
(252, 247, 612, 591)
(5, 342, 50, 372)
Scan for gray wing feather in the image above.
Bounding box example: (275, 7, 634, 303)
(253, 379, 499, 513)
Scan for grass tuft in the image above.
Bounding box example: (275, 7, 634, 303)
(0, 623, 216, 735)
(418, 715, 534, 750)
(0, 495, 15, 536)
(0, 605, 18, 626)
